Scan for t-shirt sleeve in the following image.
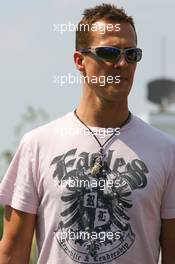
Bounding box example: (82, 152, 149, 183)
(0, 134, 39, 214)
(161, 145, 175, 219)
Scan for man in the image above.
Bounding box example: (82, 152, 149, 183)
(0, 3, 175, 264)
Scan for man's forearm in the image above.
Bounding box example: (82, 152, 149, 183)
(0, 240, 30, 264)
(0, 254, 11, 264)
(0, 241, 11, 264)
(161, 251, 175, 264)
(162, 258, 175, 264)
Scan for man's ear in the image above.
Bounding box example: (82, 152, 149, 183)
(74, 51, 86, 74)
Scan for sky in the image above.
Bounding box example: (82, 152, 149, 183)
(0, 0, 175, 153)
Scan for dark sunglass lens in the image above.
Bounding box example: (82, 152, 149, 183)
(95, 47, 120, 60)
(125, 48, 142, 62)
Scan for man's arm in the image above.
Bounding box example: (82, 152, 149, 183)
(160, 218, 175, 264)
(0, 205, 36, 264)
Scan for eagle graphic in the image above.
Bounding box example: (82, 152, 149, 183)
(51, 149, 148, 257)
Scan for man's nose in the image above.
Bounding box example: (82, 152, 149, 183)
(112, 54, 128, 68)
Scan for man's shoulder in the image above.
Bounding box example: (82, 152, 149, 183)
(20, 111, 73, 145)
(133, 114, 175, 146)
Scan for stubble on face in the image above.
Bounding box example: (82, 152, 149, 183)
(82, 20, 137, 103)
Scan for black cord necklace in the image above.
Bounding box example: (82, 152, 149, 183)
(74, 109, 131, 176)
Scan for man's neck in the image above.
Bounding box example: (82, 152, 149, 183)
(76, 96, 129, 128)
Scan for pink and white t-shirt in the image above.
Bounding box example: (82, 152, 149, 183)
(0, 111, 175, 264)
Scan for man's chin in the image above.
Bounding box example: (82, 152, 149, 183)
(107, 83, 131, 93)
(98, 86, 131, 103)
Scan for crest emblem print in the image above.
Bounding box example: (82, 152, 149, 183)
(51, 148, 148, 263)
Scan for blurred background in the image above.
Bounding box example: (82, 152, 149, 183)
(0, 0, 175, 263)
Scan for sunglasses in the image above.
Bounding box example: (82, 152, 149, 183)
(77, 46, 142, 63)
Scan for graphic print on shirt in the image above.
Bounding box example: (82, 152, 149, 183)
(50, 148, 149, 263)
